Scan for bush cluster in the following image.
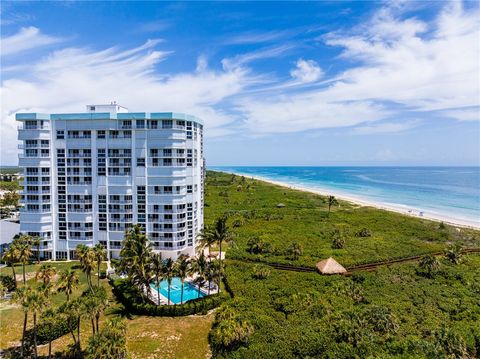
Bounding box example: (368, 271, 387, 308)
(111, 279, 228, 316)
(25, 310, 77, 345)
(0, 274, 16, 292)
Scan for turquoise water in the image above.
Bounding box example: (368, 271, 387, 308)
(211, 166, 480, 226)
(150, 277, 205, 304)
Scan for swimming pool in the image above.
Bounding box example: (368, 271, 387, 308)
(150, 277, 205, 304)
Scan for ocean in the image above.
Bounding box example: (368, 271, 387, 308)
(210, 166, 480, 226)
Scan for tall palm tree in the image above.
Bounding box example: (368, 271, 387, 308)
(196, 226, 215, 260)
(77, 246, 95, 292)
(191, 252, 208, 298)
(2, 245, 20, 286)
(76, 244, 90, 263)
(65, 297, 86, 352)
(205, 261, 217, 296)
(117, 225, 153, 302)
(327, 195, 338, 216)
(35, 263, 57, 285)
(211, 216, 231, 291)
(12, 286, 31, 357)
(92, 244, 106, 286)
(17, 241, 33, 285)
(57, 268, 79, 302)
(30, 236, 42, 263)
(175, 255, 190, 304)
(162, 258, 175, 305)
(150, 253, 163, 305)
(27, 288, 48, 359)
(92, 286, 108, 333)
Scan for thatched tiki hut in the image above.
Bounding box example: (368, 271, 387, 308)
(316, 257, 347, 275)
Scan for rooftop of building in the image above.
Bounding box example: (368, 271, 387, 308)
(15, 103, 203, 125)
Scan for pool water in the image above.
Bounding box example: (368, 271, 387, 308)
(150, 277, 205, 304)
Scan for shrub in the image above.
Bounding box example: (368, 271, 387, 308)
(444, 243, 463, 264)
(355, 228, 372, 237)
(252, 265, 271, 279)
(286, 242, 303, 260)
(418, 254, 440, 278)
(209, 306, 254, 353)
(434, 327, 468, 358)
(0, 274, 16, 292)
(365, 306, 399, 334)
(25, 309, 77, 345)
(85, 318, 128, 359)
(246, 237, 272, 254)
(332, 237, 346, 249)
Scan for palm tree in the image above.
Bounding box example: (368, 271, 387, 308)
(175, 255, 190, 304)
(419, 254, 440, 278)
(444, 243, 463, 264)
(287, 242, 303, 260)
(12, 286, 31, 357)
(210, 216, 231, 291)
(92, 286, 109, 333)
(327, 195, 338, 215)
(197, 225, 215, 260)
(85, 318, 128, 359)
(117, 225, 153, 302)
(17, 241, 33, 284)
(77, 245, 95, 292)
(27, 288, 48, 359)
(191, 252, 208, 298)
(205, 261, 217, 295)
(57, 268, 79, 301)
(65, 297, 86, 352)
(35, 263, 57, 285)
(30, 236, 42, 263)
(92, 244, 106, 286)
(2, 245, 19, 286)
(150, 253, 163, 305)
(162, 258, 175, 305)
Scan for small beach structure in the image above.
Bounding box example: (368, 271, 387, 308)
(316, 257, 347, 275)
(276, 203, 286, 208)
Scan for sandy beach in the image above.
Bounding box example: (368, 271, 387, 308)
(220, 171, 480, 230)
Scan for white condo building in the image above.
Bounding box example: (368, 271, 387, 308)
(16, 104, 204, 260)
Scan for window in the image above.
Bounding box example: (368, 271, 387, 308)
(97, 130, 106, 139)
(162, 120, 173, 129)
(187, 185, 193, 194)
(90, 106, 96, 111)
(136, 120, 145, 129)
(136, 158, 145, 167)
(56, 130, 64, 139)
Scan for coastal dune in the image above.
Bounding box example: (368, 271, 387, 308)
(220, 171, 480, 230)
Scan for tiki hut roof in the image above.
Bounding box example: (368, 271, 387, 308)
(316, 257, 347, 274)
(276, 203, 286, 208)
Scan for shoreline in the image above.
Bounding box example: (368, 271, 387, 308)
(216, 170, 480, 230)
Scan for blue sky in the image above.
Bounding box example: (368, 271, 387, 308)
(1, 1, 479, 166)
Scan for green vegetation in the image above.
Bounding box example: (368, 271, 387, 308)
(205, 171, 480, 358)
(1, 170, 479, 358)
(205, 171, 479, 267)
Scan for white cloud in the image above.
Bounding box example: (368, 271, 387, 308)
(351, 120, 418, 135)
(290, 59, 323, 83)
(222, 44, 295, 71)
(1, 39, 259, 162)
(238, 0, 479, 134)
(440, 108, 479, 121)
(1, 26, 63, 56)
